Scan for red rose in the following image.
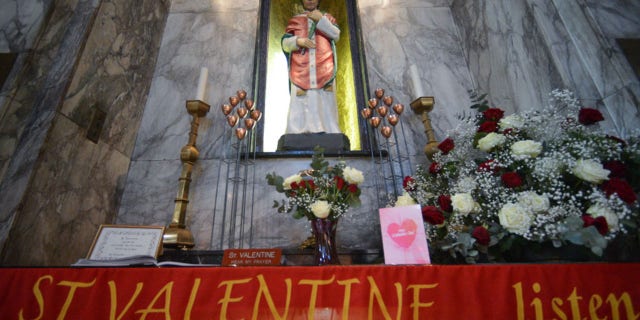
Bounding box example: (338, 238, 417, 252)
(602, 178, 637, 204)
(421, 206, 445, 225)
(603, 160, 627, 179)
(483, 108, 505, 121)
(438, 138, 455, 154)
(582, 215, 609, 235)
(477, 159, 499, 173)
(334, 176, 345, 190)
(578, 108, 604, 125)
(438, 194, 453, 212)
(472, 226, 490, 246)
(501, 172, 523, 188)
(429, 162, 441, 174)
(290, 181, 299, 190)
(478, 121, 498, 133)
(607, 135, 627, 147)
(581, 214, 595, 227)
(593, 217, 609, 235)
(403, 176, 415, 191)
(301, 180, 316, 190)
(347, 184, 358, 193)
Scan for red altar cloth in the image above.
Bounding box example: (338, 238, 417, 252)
(1, 263, 639, 319)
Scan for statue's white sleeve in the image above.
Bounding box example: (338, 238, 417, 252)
(282, 36, 299, 53)
(316, 16, 340, 41)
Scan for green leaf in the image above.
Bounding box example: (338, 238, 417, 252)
(266, 172, 285, 192)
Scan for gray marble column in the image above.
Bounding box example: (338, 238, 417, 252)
(0, 0, 169, 266)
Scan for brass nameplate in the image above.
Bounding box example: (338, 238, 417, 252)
(222, 248, 282, 266)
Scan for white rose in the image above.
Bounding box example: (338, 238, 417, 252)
(572, 159, 610, 184)
(511, 140, 543, 159)
(451, 193, 476, 215)
(498, 203, 533, 235)
(477, 132, 507, 152)
(587, 204, 619, 231)
(282, 174, 303, 190)
(395, 192, 417, 207)
(518, 192, 550, 213)
(310, 200, 331, 219)
(343, 166, 364, 185)
(498, 114, 525, 130)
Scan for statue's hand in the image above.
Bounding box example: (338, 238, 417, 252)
(296, 37, 316, 49)
(307, 10, 323, 22)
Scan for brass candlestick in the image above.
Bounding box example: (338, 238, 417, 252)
(410, 96, 438, 160)
(163, 99, 210, 249)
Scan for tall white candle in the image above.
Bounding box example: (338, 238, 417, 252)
(409, 64, 425, 98)
(196, 67, 208, 101)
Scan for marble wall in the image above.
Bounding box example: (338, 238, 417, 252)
(451, 0, 640, 137)
(0, 0, 169, 265)
(0, 0, 52, 52)
(0, 0, 103, 265)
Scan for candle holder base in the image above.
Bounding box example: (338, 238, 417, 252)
(163, 223, 195, 249)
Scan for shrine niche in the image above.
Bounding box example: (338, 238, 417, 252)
(252, 0, 371, 152)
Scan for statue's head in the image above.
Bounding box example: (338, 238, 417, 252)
(301, 0, 320, 11)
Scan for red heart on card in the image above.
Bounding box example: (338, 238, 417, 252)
(387, 219, 418, 248)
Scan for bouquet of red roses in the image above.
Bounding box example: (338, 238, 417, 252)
(402, 89, 640, 263)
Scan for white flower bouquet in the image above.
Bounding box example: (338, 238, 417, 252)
(402, 90, 640, 263)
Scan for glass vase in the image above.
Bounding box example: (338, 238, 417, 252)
(310, 218, 340, 265)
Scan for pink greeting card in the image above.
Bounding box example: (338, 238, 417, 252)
(379, 205, 431, 265)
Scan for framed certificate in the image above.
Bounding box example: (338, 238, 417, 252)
(86, 225, 164, 260)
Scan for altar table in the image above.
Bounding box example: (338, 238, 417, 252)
(1, 263, 638, 319)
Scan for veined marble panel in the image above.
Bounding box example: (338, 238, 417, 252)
(0, 0, 102, 260)
(599, 82, 640, 139)
(61, 0, 169, 157)
(0, 0, 51, 52)
(116, 159, 180, 227)
(584, 0, 640, 39)
(1, 0, 168, 265)
(527, 0, 599, 101)
(451, 0, 563, 115)
(359, 0, 454, 8)
(527, 0, 640, 137)
(359, 5, 473, 149)
(551, 0, 631, 98)
(170, 0, 259, 13)
(1, 115, 130, 266)
(131, 8, 257, 161)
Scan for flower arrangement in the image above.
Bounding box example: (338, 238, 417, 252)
(266, 147, 364, 221)
(401, 89, 640, 263)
